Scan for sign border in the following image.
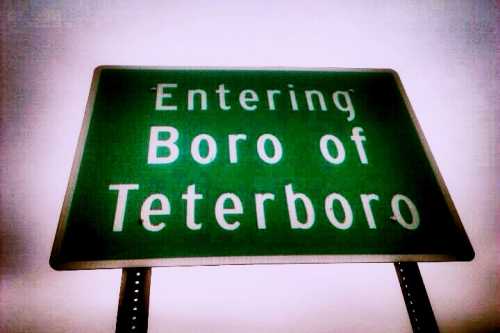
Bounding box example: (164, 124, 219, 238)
(50, 66, 474, 270)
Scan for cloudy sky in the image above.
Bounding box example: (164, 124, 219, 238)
(1, 1, 498, 332)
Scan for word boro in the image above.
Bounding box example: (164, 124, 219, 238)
(50, 67, 474, 270)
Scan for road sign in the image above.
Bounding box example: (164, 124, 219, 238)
(50, 66, 474, 270)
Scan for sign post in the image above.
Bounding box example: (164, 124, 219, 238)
(116, 268, 151, 333)
(50, 67, 473, 332)
(395, 262, 440, 332)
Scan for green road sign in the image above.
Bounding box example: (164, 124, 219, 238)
(50, 66, 474, 270)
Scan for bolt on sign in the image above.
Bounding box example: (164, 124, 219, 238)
(50, 67, 474, 270)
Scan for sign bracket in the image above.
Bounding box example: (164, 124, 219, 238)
(395, 262, 440, 332)
(116, 267, 151, 333)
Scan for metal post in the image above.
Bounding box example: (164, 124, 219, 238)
(394, 262, 439, 333)
(116, 267, 152, 333)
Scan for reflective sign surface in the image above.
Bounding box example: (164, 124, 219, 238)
(50, 67, 474, 269)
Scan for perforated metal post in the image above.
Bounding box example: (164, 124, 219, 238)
(395, 262, 439, 333)
(116, 268, 152, 333)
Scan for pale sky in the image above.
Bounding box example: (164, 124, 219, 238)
(0, 1, 498, 332)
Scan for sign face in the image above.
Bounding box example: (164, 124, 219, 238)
(50, 67, 474, 270)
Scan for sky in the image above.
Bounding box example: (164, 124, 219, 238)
(0, 1, 498, 332)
